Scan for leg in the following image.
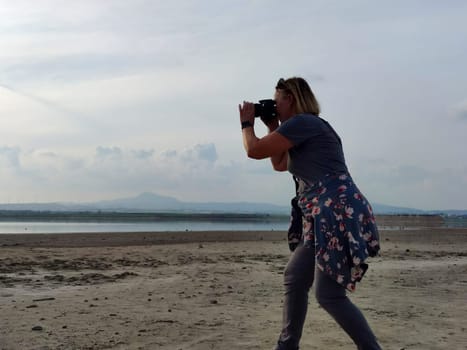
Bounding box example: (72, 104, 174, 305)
(315, 269, 381, 350)
(275, 244, 315, 350)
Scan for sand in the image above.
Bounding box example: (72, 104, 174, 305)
(1, 228, 467, 350)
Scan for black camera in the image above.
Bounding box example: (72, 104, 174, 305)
(254, 99, 277, 122)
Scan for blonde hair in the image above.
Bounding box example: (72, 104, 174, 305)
(276, 77, 320, 115)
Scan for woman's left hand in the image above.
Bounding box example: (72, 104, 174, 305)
(238, 101, 255, 125)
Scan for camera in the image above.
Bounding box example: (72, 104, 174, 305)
(254, 99, 277, 122)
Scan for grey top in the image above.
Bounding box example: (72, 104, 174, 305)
(276, 114, 348, 185)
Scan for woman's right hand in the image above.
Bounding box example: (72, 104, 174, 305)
(261, 115, 279, 132)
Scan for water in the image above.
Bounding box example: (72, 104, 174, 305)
(1, 216, 465, 234)
(0, 220, 290, 234)
(443, 216, 467, 228)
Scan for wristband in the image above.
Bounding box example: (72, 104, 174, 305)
(241, 121, 253, 129)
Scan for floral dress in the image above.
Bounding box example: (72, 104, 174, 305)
(298, 173, 380, 291)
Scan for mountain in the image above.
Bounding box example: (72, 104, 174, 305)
(370, 203, 426, 215)
(0, 192, 290, 214)
(92, 192, 183, 211)
(90, 192, 290, 214)
(0, 192, 465, 215)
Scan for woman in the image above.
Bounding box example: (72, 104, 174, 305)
(239, 77, 381, 350)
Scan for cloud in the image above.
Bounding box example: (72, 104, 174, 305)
(95, 146, 123, 160)
(0, 142, 293, 204)
(1, 1, 467, 209)
(0, 146, 21, 168)
(181, 143, 218, 163)
(3, 54, 152, 84)
(459, 110, 467, 121)
(451, 100, 467, 121)
(131, 149, 154, 160)
(0, 1, 208, 89)
(0, 83, 81, 120)
(161, 150, 178, 159)
(351, 161, 467, 210)
(0, 143, 217, 197)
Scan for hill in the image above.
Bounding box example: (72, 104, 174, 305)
(0, 192, 465, 216)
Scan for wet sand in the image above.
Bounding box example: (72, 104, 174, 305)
(1, 228, 467, 350)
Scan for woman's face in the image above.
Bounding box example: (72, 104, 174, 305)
(274, 89, 294, 122)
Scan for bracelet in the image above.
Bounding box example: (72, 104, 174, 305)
(241, 121, 253, 129)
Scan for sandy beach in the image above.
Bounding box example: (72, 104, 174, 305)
(1, 228, 467, 350)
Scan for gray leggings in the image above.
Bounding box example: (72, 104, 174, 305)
(276, 244, 381, 350)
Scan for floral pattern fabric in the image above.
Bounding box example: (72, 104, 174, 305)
(298, 173, 380, 292)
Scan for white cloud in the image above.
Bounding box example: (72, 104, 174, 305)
(450, 99, 467, 121)
(1, 0, 467, 209)
(0, 146, 21, 168)
(351, 161, 467, 210)
(180, 143, 217, 163)
(0, 143, 292, 204)
(95, 146, 123, 160)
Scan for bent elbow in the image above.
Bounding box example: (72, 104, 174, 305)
(272, 163, 287, 172)
(246, 147, 267, 159)
(247, 150, 263, 160)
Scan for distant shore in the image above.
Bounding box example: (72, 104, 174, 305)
(0, 210, 289, 222)
(0, 210, 450, 225)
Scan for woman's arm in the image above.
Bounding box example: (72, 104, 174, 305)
(239, 101, 293, 171)
(242, 128, 291, 170)
(265, 120, 289, 171)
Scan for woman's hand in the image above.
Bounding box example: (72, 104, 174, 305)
(238, 101, 292, 169)
(261, 115, 279, 131)
(238, 101, 255, 126)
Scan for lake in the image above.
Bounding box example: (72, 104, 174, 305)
(0, 213, 465, 234)
(0, 220, 290, 234)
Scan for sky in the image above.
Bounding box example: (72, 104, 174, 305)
(1, 0, 467, 210)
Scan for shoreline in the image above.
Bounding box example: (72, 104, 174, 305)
(0, 230, 286, 248)
(1, 227, 467, 248)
